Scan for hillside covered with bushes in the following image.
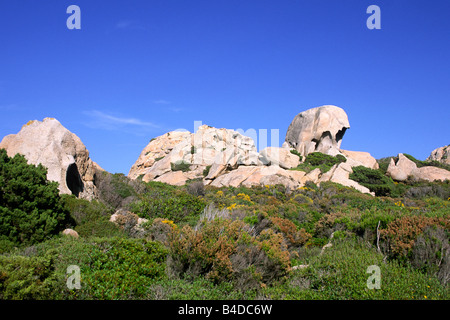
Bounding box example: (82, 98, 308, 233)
(0, 149, 449, 300)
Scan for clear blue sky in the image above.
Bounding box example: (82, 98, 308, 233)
(1, 0, 449, 174)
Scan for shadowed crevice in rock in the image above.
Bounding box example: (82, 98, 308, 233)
(335, 128, 347, 145)
(316, 131, 333, 152)
(66, 163, 84, 197)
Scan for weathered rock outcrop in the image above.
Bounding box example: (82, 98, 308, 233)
(387, 153, 450, 182)
(128, 131, 191, 180)
(285, 105, 350, 156)
(0, 118, 97, 200)
(128, 124, 260, 183)
(128, 106, 381, 195)
(427, 145, 450, 165)
(319, 162, 373, 194)
(259, 147, 300, 169)
(340, 149, 379, 170)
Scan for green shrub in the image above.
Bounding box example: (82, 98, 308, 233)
(171, 161, 191, 172)
(80, 238, 168, 299)
(62, 195, 112, 225)
(290, 149, 303, 161)
(0, 250, 59, 299)
(147, 277, 249, 300)
(291, 152, 346, 173)
(203, 165, 212, 177)
(0, 149, 72, 246)
(167, 215, 291, 286)
(74, 219, 126, 238)
(377, 157, 396, 174)
(94, 170, 147, 209)
(131, 182, 206, 224)
(261, 238, 449, 299)
(411, 226, 450, 286)
(0, 239, 15, 254)
(349, 165, 396, 196)
(186, 181, 205, 197)
(1, 236, 168, 300)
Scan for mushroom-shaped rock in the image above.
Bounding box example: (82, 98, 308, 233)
(285, 105, 350, 157)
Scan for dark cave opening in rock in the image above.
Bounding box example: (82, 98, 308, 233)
(336, 128, 347, 145)
(66, 163, 84, 197)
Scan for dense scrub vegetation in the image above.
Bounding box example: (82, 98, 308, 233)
(0, 149, 72, 250)
(0, 149, 449, 300)
(291, 152, 346, 173)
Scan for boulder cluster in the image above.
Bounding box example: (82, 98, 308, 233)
(1, 106, 449, 200)
(387, 153, 450, 182)
(128, 105, 378, 195)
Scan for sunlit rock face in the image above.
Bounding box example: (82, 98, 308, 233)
(285, 105, 350, 157)
(0, 118, 97, 200)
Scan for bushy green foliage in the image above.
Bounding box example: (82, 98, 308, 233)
(167, 215, 291, 287)
(61, 195, 125, 238)
(130, 181, 206, 224)
(171, 161, 191, 172)
(291, 152, 346, 173)
(261, 238, 449, 299)
(62, 195, 112, 225)
(1, 156, 449, 300)
(289, 149, 302, 161)
(0, 237, 168, 299)
(203, 165, 211, 177)
(0, 149, 71, 246)
(377, 156, 396, 174)
(349, 165, 397, 196)
(0, 250, 59, 299)
(79, 237, 168, 299)
(94, 170, 147, 210)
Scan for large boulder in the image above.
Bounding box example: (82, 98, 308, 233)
(128, 131, 191, 180)
(427, 145, 450, 165)
(209, 165, 292, 189)
(319, 163, 374, 195)
(386, 154, 418, 181)
(0, 118, 97, 200)
(240, 165, 305, 190)
(62, 228, 79, 239)
(209, 166, 260, 188)
(340, 149, 379, 170)
(259, 147, 300, 169)
(285, 105, 350, 157)
(387, 153, 450, 182)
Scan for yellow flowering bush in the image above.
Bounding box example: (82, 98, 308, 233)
(161, 219, 177, 229)
(395, 200, 405, 208)
(236, 193, 252, 202)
